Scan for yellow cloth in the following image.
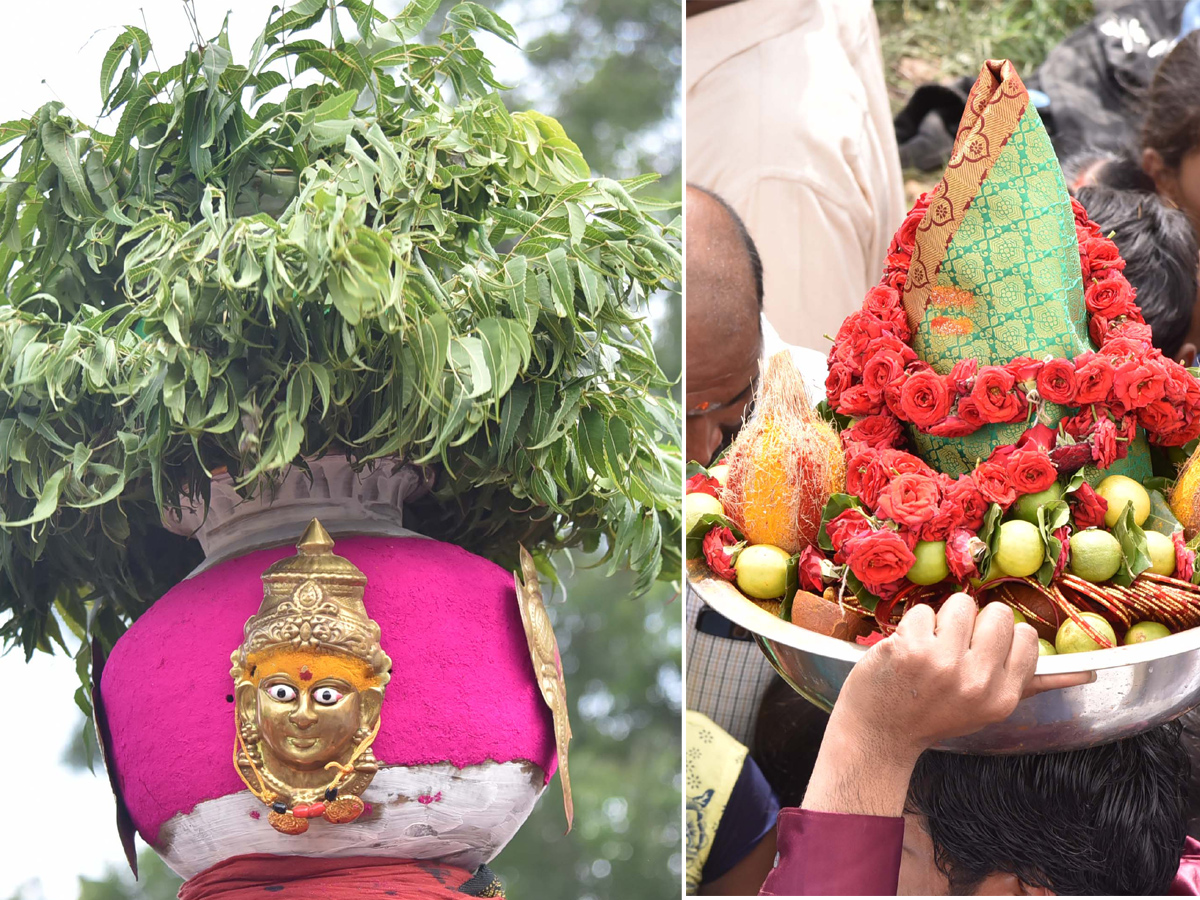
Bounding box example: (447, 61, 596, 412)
(685, 711, 749, 895)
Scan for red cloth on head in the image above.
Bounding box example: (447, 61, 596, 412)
(178, 854, 479, 899)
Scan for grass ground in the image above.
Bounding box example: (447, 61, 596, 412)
(873, 0, 1095, 197)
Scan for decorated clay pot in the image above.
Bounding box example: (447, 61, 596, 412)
(96, 457, 558, 879)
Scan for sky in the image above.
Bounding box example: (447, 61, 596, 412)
(0, 3, 524, 898)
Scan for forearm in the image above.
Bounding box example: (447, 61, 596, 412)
(800, 708, 922, 818)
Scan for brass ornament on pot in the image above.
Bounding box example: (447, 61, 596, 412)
(230, 518, 390, 834)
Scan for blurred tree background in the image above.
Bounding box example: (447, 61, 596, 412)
(52, 1, 682, 900)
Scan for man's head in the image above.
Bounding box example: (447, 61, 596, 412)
(685, 184, 763, 465)
(900, 722, 1189, 895)
(1073, 180, 1199, 361)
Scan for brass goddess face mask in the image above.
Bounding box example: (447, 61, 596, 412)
(230, 519, 390, 834)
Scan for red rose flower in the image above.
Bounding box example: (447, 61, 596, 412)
(842, 413, 904, 450)
(882, 265, 908, 292)
(894, 209, 924, 253)
(862, 286, 910, 339)
(1175, 531, 1195, 583)
(1016, 423, 1058, 452)
(955, 396, 987, 428)
(1109, 320, 1154, 344)
(837, 384, 884, 418)
(826, 363, 853, 405)
(877, 473, 942, 528)
(1005, 356, 1043, 385)
(926, 416, 978, 437)
(846, 447, 890, 509)
(880, 448, 937, 478)
(702, 526, 738, 581)
(827, 508, 876, 563)
(686, 473, 721, 497)
(1113, 360, 1166, 409)
(975, 461, 1017, 508)
(971, 367, 1023, 423)
(945, 476, 989, 531)
(1050, 441, 1095, 474)
(899, 370, 954, 428)
(1081, 236, 1127, 275)
(846, 530, 917, 592)
(1101, 336, 1154, 365)
(798, 546, 829, 594)
(1072, 197, 1102, 237)
(1036, 358, 1077, 405)
(1138, 400, 1178, 436)
(1074, 355, 1116, 404)
(1091, 416, 1120, 468)
(862, 349, 910, 400)
(1069, 482, 1108, 529)
(920, 499, 964, 542)
(1006, 448, 1059, 496)
(950, 358, 978, 394)
(1084, 272, 1136, 320)
(946, 528, 981, 582)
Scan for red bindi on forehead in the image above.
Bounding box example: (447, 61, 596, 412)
(299, 666, 313, 681)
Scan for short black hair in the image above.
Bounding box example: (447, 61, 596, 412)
(1143, 32, 1200, 172)
(907, 721, 1189, 895)
(1074, 178, 1198, 359)
(687, 182, 764, 309)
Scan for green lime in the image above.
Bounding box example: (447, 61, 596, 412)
(994, 520, 1045, 578)
(1096, 475, 1150, 528)
(685, 491, 724, 535)
(735, 543, 790, 599)
(1010, 606, 1026, 625)
(1124, 621, 1172, 644)
(1055, 612, 1118, 653)
(709, 463, 730, 487)
(1144, 530, 1176, 576)
(1068, 529, 1123, 583)
(907, 540, 949, 585)
(1011, 483, 1064, 524)
(1038, 638, 1057, 656)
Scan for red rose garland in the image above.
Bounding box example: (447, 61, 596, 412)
(813, 193, 1200, 599)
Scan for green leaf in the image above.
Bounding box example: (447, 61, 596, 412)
(1144, 489, 1182, 536)
(1112, 502, 1153, 587)
(817, 493, 863, 552)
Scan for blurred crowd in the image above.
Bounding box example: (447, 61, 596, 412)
(684, 0, 1200, 894)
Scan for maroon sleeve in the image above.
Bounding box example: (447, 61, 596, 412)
(759, 808, 905, 896)
(1171, 836, 1200, 895)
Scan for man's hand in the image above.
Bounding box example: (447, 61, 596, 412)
(801, 594, 1092, 818)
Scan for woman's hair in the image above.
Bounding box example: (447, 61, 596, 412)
(906, 721, 1189, 896)
(1074, 179, 1199, 359)
(1142, 32, 1200, 172)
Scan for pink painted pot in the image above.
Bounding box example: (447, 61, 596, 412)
(99, 525, 555, 877)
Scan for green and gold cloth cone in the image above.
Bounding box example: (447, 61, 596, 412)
(901, 59, 1151, 480)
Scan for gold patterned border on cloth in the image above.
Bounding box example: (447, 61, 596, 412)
(901, 59, 1030, 330)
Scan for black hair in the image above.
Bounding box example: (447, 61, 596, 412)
(687, 182, 764, 310)
(1143, 32, 1200, 172)
(906, 721, 1189, 896)
(1073, 180, 1199, 359)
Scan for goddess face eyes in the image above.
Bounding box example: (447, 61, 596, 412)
(267, 683, 297, 702)
(313, 686, 344, 706)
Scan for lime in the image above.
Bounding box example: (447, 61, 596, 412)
(907, 540, 949, 585)
(1010, 606, 1027, 625)
(994, 520, 1045, 578)
(1068, 529, 1123, 582)
(1038, 638, 1057, 656)
(685, 491, 724, 535)
(1124, 621, 1171, 644)
(735, 543, 791, 599)
(709, 463, 730, 487)
(1055, 612, 1118, 653)
(1011, 483, 1064, 524)
(1144, 530, 1176, 576)
(1096, 475, 1151, 528)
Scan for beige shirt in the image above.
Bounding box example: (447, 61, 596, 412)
(687, 0, 906, 351)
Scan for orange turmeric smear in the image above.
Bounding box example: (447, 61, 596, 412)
(929, 285, 975, 309)
(931, 315, 974, 336)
